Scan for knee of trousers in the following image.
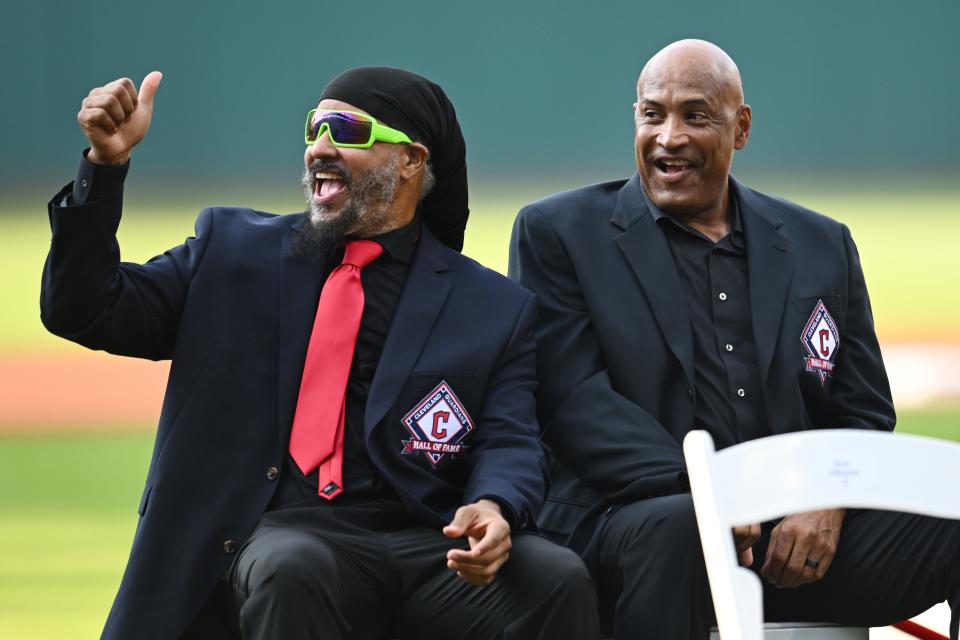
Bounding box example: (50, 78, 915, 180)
(511, 537, 595, 597)
(608, 494, 703, 565)
(543, 546, 595, 595)
(234, 532, 341, 598)
(943, 520, 960, 590)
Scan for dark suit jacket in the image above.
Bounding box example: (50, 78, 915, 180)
(508, 174, 894, 546)
(41, 187, 547, 639)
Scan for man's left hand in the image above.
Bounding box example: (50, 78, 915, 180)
(443, 499, 512, 586)
(760, 509, 846, 588)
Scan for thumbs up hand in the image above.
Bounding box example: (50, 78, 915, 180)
(78, 71, 163, 166)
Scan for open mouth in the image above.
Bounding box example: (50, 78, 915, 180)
(653, 158, 694, 182)
(313, 170, 348, 205)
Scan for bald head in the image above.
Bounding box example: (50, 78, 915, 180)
(639, 39, 744, 109)
(632, 39, 752, 227)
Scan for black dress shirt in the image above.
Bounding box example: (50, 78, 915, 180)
(270, 217, 421, 509)
(644, 189, 769, 449)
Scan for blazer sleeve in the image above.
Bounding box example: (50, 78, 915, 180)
(462, 293, 548, 529)
(40, 183, 212, 361)
(816, 225, 896, 432)
(509, 204, 688, 502)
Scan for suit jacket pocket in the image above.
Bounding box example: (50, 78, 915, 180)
(391, 374, 480, 467)
(792, 294, 845, 392)
(792, 294, 843, 317)
(398, 375, 479, 420)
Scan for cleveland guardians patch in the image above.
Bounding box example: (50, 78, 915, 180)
(401, 381, 474, 467)
(802, 299, 841, 385)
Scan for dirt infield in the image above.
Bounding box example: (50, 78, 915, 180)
(0, 353, 169, 430)
(2, 343, 959, 430)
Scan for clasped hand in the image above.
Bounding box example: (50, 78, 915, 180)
(443, 499, 512, 586)
(734, 508, 846, 588)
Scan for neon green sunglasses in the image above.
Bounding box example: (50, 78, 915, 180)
(304, 109, 413, 148)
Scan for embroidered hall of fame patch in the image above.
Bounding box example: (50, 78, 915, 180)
(400, 381, 475, 467)
(802, 299, 841, 385)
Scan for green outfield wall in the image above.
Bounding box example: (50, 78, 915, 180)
(2, 0, 958, 189)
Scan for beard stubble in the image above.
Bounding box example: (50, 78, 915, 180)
(290, 153, 401, 262)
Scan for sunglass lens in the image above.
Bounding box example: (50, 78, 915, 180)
(310, 111, 372, 145)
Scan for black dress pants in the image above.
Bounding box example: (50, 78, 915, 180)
(227, 500, 600, 639)
(586, 493, 960, 640)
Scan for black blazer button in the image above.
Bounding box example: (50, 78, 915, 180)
(223, 539, 237, 554)
(266, 466, 279, 480)
(687, 388, 694, 401)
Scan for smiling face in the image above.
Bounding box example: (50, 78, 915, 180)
(294, 98, 429, 260)
(302, 99, 404, 236)
(634, 40, 751, 219)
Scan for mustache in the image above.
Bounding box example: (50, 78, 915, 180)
(302, 160, 353, 190)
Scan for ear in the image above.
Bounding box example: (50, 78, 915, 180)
(734, 104, 752, 150)
(398, 142, 430, 181)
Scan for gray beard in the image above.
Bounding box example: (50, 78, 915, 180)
(290, 155, 400, 263)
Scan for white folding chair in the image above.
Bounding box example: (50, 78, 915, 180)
(683, 428, 960, 640)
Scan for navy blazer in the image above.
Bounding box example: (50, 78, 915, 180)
(508, 175, 895, 546)
(41, 187, 547, 639)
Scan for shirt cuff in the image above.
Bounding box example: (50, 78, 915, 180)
(71, 149, 129, 205)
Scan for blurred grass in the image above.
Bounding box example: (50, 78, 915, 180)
(0, 412, 956, 638)
(4, 184, 960, 355)
(896, 409, 960, 441)
(0, 432, 151, 638)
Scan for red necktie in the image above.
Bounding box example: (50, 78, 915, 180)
(289, 239, 383, 499)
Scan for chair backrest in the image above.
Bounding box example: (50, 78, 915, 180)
(683, 428, 960, 640)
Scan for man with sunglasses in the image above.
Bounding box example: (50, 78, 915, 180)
(509, 39, 960, 639)
(41, 67, 599, 639)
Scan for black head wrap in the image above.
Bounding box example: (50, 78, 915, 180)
(319, 67, 468, 252)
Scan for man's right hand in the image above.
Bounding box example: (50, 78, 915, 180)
(78, 71, 162, 166)
(733, 523, 761, 567)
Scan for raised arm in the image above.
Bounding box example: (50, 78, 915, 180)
(41, 72, 211, 360)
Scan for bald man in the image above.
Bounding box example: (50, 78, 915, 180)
(510, 40, 960, 639)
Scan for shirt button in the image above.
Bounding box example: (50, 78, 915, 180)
(718, 292, 728, 301)
(223, 539, 237, 554)
(266, 466, 279, 480)
(725, 344, 734, 352)
(737, 388, 745, 397)
(80, 179, 88, 188)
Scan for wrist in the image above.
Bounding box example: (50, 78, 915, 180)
(476, 498, 503, 516)
(87, 148, 130, 166)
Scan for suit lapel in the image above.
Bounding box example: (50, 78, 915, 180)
(276, 222, 326, 441)
(613, 176, 696, 389)
(735, 178, 795, 382)
(365, 229, 451, 433)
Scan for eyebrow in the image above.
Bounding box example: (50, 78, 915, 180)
(638, 97, 713, 108)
